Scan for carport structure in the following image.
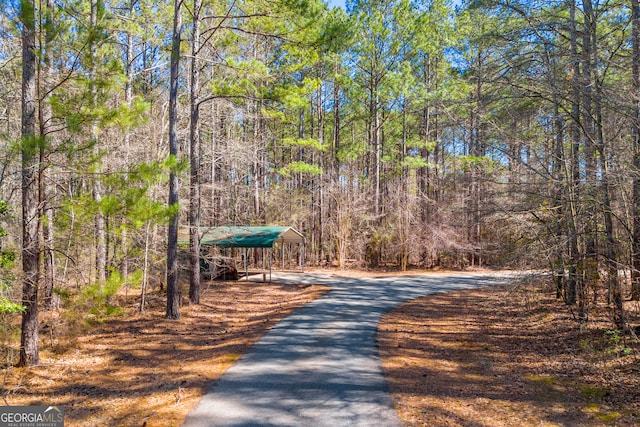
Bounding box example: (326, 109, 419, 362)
(198, 226, 305, 281)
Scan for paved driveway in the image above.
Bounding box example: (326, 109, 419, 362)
(182, 272, 513, 427)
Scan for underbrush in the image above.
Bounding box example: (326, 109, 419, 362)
(510, 274, 640, 358)
(0, 270, 146, 370)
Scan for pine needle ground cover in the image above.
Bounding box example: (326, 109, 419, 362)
(379, 279, 640, 426)
(0, 280, 328, 426)
(3, 271, 640, 426)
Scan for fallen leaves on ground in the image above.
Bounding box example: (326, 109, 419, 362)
(378, 278, 640, 427)
(1, 280, 329, 426)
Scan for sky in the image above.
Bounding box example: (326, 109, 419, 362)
(327, 0, 346, 9)
(325, 0, 462, 11)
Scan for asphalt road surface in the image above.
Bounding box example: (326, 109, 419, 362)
(182, 272, 513, 427)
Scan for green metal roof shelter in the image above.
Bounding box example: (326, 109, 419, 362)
(199, 226, 305, 248)
(192, 226, 306, 281)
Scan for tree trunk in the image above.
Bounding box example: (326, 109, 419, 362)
(597, 132, 624, 326)
(373, 91, 381, 217)
(367, 51, 381, 217)
(89, 0, 107, 283)
(40, 0, 59, 310)
(20, 0, 40, 367)
(469, 61, 484, 267)
(431, 57, 440, 206)
(421, 56, 440, 223)
(587, 0, 624, 327)
(631, 0, 640, 300)
(330, 60, 340, 265)
(140, 221, 151, 312)
(120, 0, 135, 284)
(564, 0, 582, 308)
(253, 99, 262, 219)
(166, 0, 182, 320)
(582, 0, 597, 264)
(333, 62, 340, 176)
(189, 0, 202, 304)
(551, 100, 565, 298)
(420, 58, 431, 223)
(319, 86, 324, 263)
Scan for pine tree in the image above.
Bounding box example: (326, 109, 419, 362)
(19, 0, 40, 367)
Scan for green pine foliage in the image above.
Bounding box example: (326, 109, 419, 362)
(1, 0, 639, 334)
(278, 161, 323, 177)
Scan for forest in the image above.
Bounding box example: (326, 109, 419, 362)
(2, 0, 640, 367)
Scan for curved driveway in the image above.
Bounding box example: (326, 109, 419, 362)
(183, 272, 513, 427)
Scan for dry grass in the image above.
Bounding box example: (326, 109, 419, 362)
(378, 279, 640, 426)
(1, 279, 329, 426)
